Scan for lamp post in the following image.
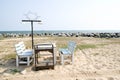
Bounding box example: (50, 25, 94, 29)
(22, 20, 41, 49)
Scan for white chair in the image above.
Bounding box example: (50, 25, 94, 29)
(59, 41, 76, 65)
(15, 41, 33, 67)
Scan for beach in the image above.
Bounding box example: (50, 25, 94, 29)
(0, 36, 120, 80)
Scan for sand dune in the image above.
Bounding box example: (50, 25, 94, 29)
(0, 37, 120, 80)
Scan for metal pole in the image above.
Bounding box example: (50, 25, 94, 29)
(31, 21, 34, 49)
(22, 20, 41, 49)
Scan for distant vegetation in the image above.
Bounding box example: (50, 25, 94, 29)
(77, 44, 97, 50)
(0, 34, 4, 40)
(3, 53, 16, 60)
(1, 36, 120, 61)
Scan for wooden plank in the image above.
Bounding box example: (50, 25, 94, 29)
(34, 65, 54, 71)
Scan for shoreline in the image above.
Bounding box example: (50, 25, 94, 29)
(0, 31, 120, 38)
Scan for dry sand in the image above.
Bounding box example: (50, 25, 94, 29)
(0, 37, 120, 80)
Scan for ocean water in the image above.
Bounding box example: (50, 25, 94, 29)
(0, 30, 120, 34)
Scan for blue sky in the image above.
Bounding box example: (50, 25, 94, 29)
(1, 0, 120, 31)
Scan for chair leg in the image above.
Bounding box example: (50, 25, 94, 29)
(36, 53, 38, 63)
(27, 56, 30, 66)
(16, 55, 19, 67)
(72, 54, 74, 64)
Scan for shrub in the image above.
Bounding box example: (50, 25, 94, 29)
(77, 44, 96, 50)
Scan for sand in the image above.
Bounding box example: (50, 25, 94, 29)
(0, 37, 120, 80)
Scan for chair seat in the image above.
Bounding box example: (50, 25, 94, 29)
(59, 48, 71, 55)
(18, 50, 33, 56)
(23, 49, 33, 54)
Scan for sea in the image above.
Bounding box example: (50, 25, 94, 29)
(0, 30, 120, 34)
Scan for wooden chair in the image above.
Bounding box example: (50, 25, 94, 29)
(15, 41, 33, 67)
(59, 41, 76, 65)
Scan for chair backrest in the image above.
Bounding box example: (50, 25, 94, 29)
(68, 41, 76, 54)
(15, 41, 26, 55)
(19, 41, 26, 51)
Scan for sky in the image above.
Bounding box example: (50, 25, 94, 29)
(1, 0, 120, 31)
